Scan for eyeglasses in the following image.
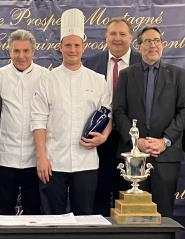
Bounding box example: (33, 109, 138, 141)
(142, 38, 162, 45)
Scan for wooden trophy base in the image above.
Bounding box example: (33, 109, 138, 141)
(111, 191, 161, 224)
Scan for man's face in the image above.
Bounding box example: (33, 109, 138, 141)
(105, 21, 133, 58)
(9, 40, 34, 71)
(138, 29, 164, 65)
(60, 35, 84, 70)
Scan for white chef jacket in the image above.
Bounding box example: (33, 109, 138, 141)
(31, 64, 112, 172)
(0, 62, 48, 168)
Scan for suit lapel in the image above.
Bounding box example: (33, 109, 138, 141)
(102, 51, 109, 79)
(153, 63, 167, 104)
(150, 63, 169, 127)
(134, 64, 146, 108)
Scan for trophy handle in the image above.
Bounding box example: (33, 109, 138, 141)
(117, 162, 154, 194)
(145, 163, 153, 176)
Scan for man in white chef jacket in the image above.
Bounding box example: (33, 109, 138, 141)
(0, 29, 48, 214)
(31, 8, 112, 215)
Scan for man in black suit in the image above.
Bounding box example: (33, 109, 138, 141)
(113, 25, 185, 217)
(83, 17, 141, 216)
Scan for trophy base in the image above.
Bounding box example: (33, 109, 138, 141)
(111, 208, 161, 224)
(111, 191, 161, 224)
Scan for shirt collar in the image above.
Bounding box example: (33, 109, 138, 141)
(109, 47, 131, 65)
(61, 63, 83, 74)
(142, 60, 160, 71)
(11, 61, 34, 75)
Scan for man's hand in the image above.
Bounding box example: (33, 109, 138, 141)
(37, 157, 52, 184)
(137, 138, 151, 154)
(33, 129, 52, 184)
(137, 137, 166, 157)
(146, 137, 166, 156)
(80, 131, 107, 149)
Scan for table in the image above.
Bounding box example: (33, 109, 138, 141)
(0, 217, 183, 239)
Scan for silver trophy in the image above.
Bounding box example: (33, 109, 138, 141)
(117, 119, 153, 194)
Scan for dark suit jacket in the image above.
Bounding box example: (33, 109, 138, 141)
(113, 62, 185, 162)
(83, 49, 141, 78)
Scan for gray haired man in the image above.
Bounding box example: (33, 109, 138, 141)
(0, 29, 48, 215)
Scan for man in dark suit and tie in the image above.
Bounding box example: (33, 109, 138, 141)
(83, 17, 141, 216)
(113, 25, 185, 217)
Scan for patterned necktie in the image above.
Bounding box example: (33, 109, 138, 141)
(112, 57, 121, 92)
(146, 66, 155, 129)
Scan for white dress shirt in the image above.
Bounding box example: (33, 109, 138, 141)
(31, 64, 112, 172)
(107, 48, 131, 98)
(0, 62, 48, 168)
